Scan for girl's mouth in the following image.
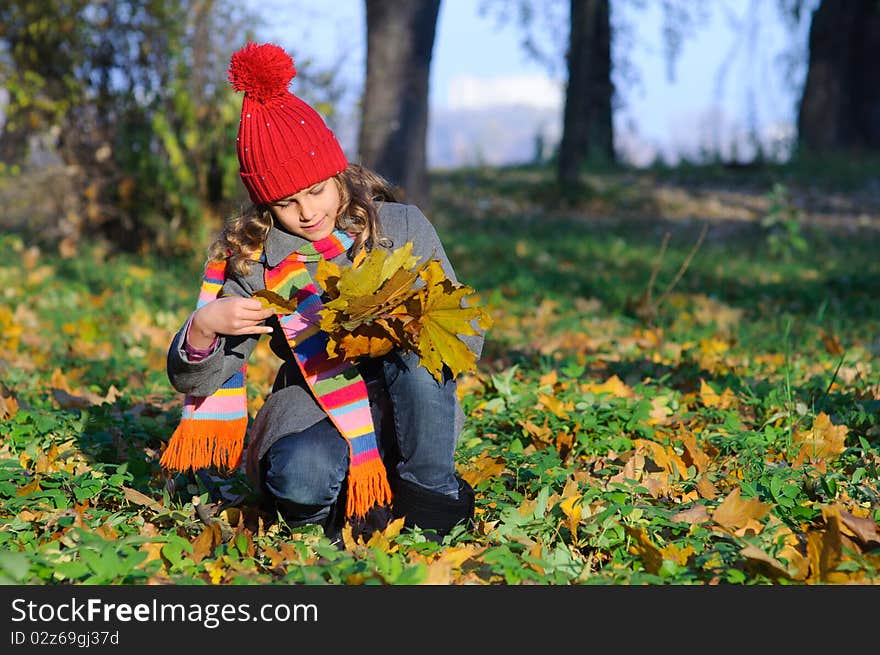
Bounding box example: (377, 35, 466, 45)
(303, 216, 325, 231)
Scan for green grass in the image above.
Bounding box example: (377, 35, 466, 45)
(1, 165, 879, 585)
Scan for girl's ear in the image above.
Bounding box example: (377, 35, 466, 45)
(334, 174, 351, 218)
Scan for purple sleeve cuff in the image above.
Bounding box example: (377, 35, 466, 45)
(183, 316, 218, 362)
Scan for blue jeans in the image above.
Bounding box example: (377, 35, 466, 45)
(261, 350, 461, 527)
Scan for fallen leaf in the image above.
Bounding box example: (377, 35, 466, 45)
(695, 477, 718, 500)
(624, 526, 663, 574)
(123, 487, 164, 513)
(459, 452, 506, 488)
(190, 523, 223, 564)
(519, 418, 553, 449)
(699, 379, 737, 409)
(792, 412, 848, 462)
(16, 479, 41, 496)
(711, 487, 773, 532)
(538, 392, 571, 419)
(670, 504, 710, 524)
(0, 387, 19, 420)
(740, 544, 793, 581)
(582, 375, 633, 398)
(818, 328, 844, 356)
(679, 433, 711, 474)
(839, 509, 880, 549)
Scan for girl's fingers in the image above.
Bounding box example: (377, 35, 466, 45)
(243, 307, 276, 319)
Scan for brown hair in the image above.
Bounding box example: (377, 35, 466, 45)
(209, 163, 399, 277)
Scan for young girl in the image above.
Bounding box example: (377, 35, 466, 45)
(164, 42, 483, 543)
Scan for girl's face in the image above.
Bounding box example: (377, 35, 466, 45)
(269, 177, 341, 241)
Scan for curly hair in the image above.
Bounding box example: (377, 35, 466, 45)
(208, 163, 399, 277)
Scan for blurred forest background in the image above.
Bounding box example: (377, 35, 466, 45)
(2, 0, 879, 254)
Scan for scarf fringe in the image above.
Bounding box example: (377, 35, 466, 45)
(160, 418, 247, 473)
(345, 458, 393, 519)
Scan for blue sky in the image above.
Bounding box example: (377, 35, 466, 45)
(247, 0, 814, 164)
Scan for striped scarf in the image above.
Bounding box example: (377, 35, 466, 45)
(162, 230, 392, 519)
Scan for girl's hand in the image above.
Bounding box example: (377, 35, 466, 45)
(187, 297, 275, 349)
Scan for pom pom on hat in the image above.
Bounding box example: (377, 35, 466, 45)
(228, 42, 296, 105)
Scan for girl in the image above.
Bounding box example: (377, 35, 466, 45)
(164, 42, 483, 543)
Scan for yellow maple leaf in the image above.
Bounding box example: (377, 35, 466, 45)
(326, 330, 398, 360)
(558, 482, 582, 541)
(332, 241, 420, 300)
(253, 289, 298, 314)
(582, 375, 633, 398)
(699, 379, 737, 409)
(406, 261, 492, 382)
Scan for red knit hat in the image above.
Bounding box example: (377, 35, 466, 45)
(228, 42, 348, 204)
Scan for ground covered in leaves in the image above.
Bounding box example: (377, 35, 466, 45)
(1, 164, 879, 585)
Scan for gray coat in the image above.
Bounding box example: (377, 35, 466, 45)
(166, 202, 484, 488)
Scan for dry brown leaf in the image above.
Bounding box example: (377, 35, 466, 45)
(670, 504, 710, 524)
(633, 439, 688, 478)
(190, 523, 223, 564)
(539, 370, 558, 388)
(555, 428, 575, 462)
(0, 387, 19, 420)
(94, 523, 119, 541)
(818, 328, 845, 356)
(16, 479, 41, 496)
(699, 379, 737, 409)
(459, 452, 506, 488)
(777, 545, 810, 581)
(839, 509, 880, 549)
(792, 412, 848, 462)
(641, 473, 671, 498)
(624, 526, 663, 574)
(711, 487, 773, 532)
(253, 289, 298, 314)
(696, 476, 718, 500)
(520, 418, 553, 449)
(123, 486, 164, 513)
(740, 544, 794, 581)
(679, 433, 711, 474)
(648, 396, 673, 425)
(660, 542, 695, 566)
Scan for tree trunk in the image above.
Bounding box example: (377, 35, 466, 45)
(359, 0, 440, 209)
(797, 0, 880, 152)
(557, 0, 614, 189)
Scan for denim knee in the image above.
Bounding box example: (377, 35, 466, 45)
(262, 419, 349, 524)
(382, 350, 460, 496)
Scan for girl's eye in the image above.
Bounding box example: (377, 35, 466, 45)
(310, 185, 324, 195)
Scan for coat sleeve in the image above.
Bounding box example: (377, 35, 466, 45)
(402, 204, 486, 360)
(166, 268, 263, 397)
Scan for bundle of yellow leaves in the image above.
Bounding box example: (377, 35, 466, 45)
(255, 242, 492, 382)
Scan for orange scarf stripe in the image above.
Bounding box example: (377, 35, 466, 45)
(346, 457, 394, 518)
(160, 417, 248, 472)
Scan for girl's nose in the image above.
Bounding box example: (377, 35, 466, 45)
(299, 200, 317, 221)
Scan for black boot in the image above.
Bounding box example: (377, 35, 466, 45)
(322, 494, 347, 547)
(349, 504, 393, 542)
(323, 486, 393, 546)
(390, 475, 475, 541)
